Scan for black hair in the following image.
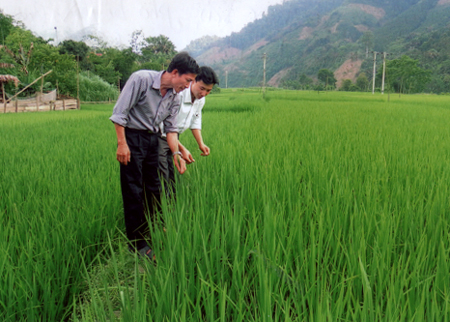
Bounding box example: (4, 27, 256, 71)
(195, 66, 219, 85)
(167, 52, 200, 75)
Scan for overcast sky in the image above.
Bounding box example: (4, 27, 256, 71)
(1, 0, 285, 50)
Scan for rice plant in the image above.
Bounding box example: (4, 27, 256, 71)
(1, 91, 450, 321)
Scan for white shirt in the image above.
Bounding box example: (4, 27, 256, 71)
(160, 83, 205, 136)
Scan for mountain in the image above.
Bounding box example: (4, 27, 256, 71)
(184, 0, 450, 93)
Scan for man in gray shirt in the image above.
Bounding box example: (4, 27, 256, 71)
(110, 52, 199, 261)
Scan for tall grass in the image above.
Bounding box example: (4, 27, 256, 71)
(79, 72, 120, 102)
(1, 91, 450, 320)
(0, 107, 121, 320)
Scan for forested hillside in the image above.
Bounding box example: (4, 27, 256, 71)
(185, 0, 450, 93)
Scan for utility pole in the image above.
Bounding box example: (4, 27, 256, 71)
(262, 53, 267, 98)
(371, 51, 378, 94)
(225, 70, 228, 89)
(54, 27, 58, 46)
(381, 52, 390, 95)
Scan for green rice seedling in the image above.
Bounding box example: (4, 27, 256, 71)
(2, 91, 450, 321)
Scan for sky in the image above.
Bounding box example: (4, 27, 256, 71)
(1, 0, 285, 50)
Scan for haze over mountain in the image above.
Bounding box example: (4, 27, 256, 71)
(184, 0, 450, 93)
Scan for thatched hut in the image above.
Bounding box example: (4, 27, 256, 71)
(0, 63, 19, 111)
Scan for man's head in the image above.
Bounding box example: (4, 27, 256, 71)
(167, 52, 200, 93)
(191, 66, 219, 100)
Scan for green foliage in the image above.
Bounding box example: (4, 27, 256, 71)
(318, 68, 337, 88)
(359, 31, 374, 57)
(373, 0, 438, 49)
(31, 44, 77, 96)
(87, 52, 121, 85)
(191, 0, 448, 94)
(380, 55, 431, 93)
(107, 47, 138, 87)
(281, 80, 302, 90)
(58, 39, 90, 69)
(0, 11, 14, 44)
(210, 0, 344, 51)
(339, 79, 353, 91)
(211, 84, 221, 94)
(356, 72, 369, 92)
(78, 71, 119, 101)
(299, 73, 314, 87)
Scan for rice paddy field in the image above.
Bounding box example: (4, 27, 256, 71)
(1, 89, 450, 321)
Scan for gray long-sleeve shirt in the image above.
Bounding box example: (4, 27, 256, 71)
(109, 70, 180, 133)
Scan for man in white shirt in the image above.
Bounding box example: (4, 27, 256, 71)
(158, 66, 219, 196)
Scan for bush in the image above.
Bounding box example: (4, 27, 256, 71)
(211, 84, 221, 94)
(79, 72, 120, 101)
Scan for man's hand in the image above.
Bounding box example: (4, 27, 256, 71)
(173, 154, 186, 174)
(179, 145, 195, 164)
(199, 144, 210, 156)
(117, 143, 131, 165)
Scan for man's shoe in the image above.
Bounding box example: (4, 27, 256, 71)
(138, 245, 156, 262)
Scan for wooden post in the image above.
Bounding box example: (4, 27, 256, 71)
(2, 83, 5, 113)
(372, 51, 378, 95)
(63, 99, 65, 110)
(15, 83, 18, 113)
(36, 92, 39, 111)
(76, 56, 80, 109)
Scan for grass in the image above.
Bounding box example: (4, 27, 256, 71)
(1, 90, 450, 321)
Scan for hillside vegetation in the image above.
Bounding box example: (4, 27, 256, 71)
(185, 0, 450, 93)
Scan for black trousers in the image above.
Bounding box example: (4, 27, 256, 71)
(157, 136, 176, 199)
(120, 128, 161, 250)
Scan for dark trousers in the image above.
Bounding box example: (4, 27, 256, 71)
(120, 128, 161, 250)
(157, 136, 176, 199)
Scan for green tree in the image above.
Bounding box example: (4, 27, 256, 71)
(317, 68, 336, 89)
(299, 73, 313, 89)
(383, 55, 431, 94)
(32, 45, 77, 96)
(86, 51, 120, 85)
(1, 27, 40, 75)
(59, 40, 90, 69)
(107, 47, 138, 88)
(0, 11, 14, 44)
(141, 35, 176, 68)
(359, 31, 374, 59)
(339, 79, 352, 91)
(356, 72, 369, 92)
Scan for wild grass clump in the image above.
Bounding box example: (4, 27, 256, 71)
(79, 72, 119, 102)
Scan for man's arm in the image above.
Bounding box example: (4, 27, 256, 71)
(178, 141, 195, 164)
(191, 129, 210, 156)
(114, 123, 131, 165)
(167, 132, 186, 174)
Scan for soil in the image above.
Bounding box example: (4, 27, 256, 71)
(334, 59, 363, 89)
(197, 46, 242, 65)
(348, 4, 386, 20)
(267, 68, 292, 87)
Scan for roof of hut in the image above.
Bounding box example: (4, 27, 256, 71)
(0, 74, 19, 86)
